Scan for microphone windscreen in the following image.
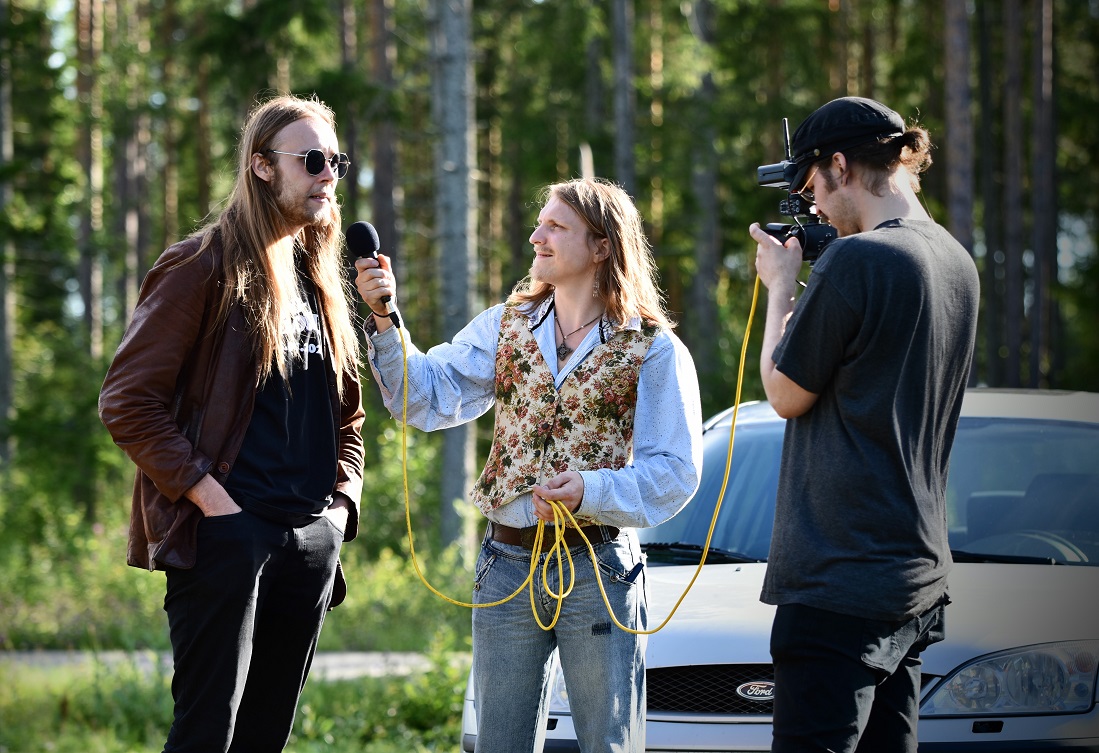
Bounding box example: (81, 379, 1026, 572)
(347, 221, 381, 259)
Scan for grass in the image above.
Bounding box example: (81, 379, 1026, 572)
(0, 647, 470, 753)
(0, 461, 479, 751)
(0, 653, 173, 753)
(0, 523, 477, 653)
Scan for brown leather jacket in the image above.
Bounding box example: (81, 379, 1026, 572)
(99, 232, 365, 604)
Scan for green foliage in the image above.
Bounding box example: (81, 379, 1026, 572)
(2, 0, 1098, 664)
(319, 546, 474, 654)
(351, 385, 444, 558)
(0, 406, 477, 652)
(0, 652, 467, 753)
(0, 502, 170, 650)
(708, 273, 767, 413)
(4, 324, 119, 526)
(0, 655, 173, 752)
(1059, 243, 1099, 390)
(291, 650, 469, 752)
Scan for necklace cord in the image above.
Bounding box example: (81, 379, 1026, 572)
(555, 312, 603, 360)
(394, 274, 761, 634)
(557, 312, 603, 340)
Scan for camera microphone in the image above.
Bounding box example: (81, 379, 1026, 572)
(347, 220, 401, 328)
(756, 117, 837, 264)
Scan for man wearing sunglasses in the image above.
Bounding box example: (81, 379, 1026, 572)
(100, 94, 365, 752)
(265, 147, 351, 180)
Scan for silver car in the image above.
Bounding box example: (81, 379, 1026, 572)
(461, 389, 1099, 752)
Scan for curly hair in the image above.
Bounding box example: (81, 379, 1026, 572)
(814, 125, 934, 197)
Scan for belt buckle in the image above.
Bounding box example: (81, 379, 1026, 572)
(519, 526, 539, 550)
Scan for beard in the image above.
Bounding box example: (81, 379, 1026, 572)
(529, 255, 550, 284)
(272, 171, 337, 232)
(814, 169, 859, 237)
(817, 197, 859, 237)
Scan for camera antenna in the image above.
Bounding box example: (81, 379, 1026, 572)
(782, 118, 792, 161)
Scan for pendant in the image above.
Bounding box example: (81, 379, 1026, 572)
(556, 342, 573, 360)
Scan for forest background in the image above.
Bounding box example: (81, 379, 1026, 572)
(1, 0, 1098, 673)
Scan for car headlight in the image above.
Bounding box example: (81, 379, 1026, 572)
(922, 640, 1098, 716)
(547, 662, 571, 714)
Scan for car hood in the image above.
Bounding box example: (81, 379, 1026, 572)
(645, 562, 774, 668)
(643, 561, 1099, 676)
(921, 562, 1099, 675)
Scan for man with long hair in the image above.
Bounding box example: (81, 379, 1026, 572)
(100, 94, 365, 752)
(750, 97, 980, 753)
(355, 177, 703, 752)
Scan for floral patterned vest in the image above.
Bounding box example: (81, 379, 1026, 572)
(470, 304, 659, 516)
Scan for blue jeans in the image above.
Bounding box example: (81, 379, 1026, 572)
(471, 529, 648, 753)
(769, 600, 948, 753)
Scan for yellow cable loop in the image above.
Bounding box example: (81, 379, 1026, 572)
(397, 274, 762, 634)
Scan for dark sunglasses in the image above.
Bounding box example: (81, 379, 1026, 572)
(266, 149, 350, 179)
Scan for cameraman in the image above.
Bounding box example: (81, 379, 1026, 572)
(748, 97, 979, 753)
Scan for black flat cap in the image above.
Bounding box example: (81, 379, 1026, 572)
(789, 97, 905, 193)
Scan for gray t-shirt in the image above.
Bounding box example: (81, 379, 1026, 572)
(761, 219, 980, 621)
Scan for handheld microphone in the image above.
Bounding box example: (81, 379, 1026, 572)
(347, 221, 400, 328)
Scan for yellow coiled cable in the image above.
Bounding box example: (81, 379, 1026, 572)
(395, 275, 762, 633)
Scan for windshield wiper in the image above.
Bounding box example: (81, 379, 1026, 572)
(643, 542, 765, 564)
(950, 549, 1062, 565)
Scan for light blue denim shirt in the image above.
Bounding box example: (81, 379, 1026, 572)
(366, 299, 703, 530)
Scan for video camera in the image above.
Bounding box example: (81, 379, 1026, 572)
(756, 118, 837, 263)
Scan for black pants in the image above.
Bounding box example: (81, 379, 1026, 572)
(162, 510, 343, 753)
(769, 600, 947, 753)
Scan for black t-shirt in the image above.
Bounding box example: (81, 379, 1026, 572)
(226, 275, 338, 526)
(761, 219, 980, 621)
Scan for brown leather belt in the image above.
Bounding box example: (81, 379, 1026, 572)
(488, 521, 620, 553)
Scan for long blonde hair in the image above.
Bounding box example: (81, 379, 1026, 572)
(509, 178, 675, 331)
(185, 94, 359, 395)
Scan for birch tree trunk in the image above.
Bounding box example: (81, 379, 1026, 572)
(339, 0, 360, 219)
(195, 56, 211, 225)
(977, 0, 1003, 387)
(1030, 0, 1055, 387)
(685, 1, 719, 394)
(611, 0, 636, 195)
(77, 0, 104, 360)
(0, 0, 13, 461)
(860, 3, 876, 99)
(371, 0, 400, 258)
(157, 0, 179, 249)
(1003, 0, 1025, 387)
(113, 0, 149, 326)
(689, 73, 719, 387)
(430, 0, 477, 550)
(74, 0, 105, 519)
(944, 0, 976, 385)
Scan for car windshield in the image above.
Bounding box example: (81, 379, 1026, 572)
(639, 418, 784, 563)
(945, 418, 1098, 565)
(639, 413, 1099, 567)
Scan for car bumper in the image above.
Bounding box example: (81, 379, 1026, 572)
(540, 709, 1099, 752)
(535, 714, 774, 753)
(917, 711, 1099, 752)
(646, 718, 773, 752)
(463, 698, 1099, 752)
(918, 741, 1099, 752)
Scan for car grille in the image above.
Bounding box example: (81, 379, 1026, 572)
(648, 664, 774, 715)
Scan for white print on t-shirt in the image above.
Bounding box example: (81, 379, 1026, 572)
(285, 304, 324, 367)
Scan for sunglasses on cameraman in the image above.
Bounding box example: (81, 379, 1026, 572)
(265, 149, 350, 180)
